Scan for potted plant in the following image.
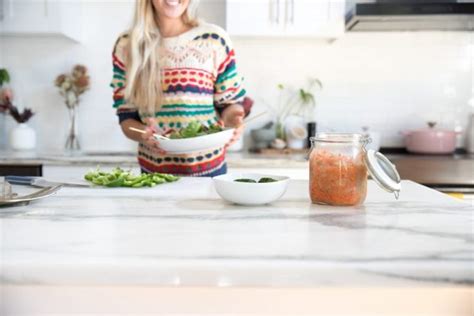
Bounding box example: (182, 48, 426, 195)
(8, 104, 36, 151)
(55, 65, 90, 151)
(0, 69, 36, 151)
(3, 98, 36, 151)
(265, 78, 322, 141)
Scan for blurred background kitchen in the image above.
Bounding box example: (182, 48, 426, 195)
(0, 0, 473, 198)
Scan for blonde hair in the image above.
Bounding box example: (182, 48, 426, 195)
(125, 0, 200, 116)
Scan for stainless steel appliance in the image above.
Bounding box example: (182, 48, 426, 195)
(390, 154, 474, 201)
(466, 113, 474, 154)
(346, 0, 474, 32)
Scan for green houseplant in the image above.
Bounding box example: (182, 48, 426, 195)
(0, 68, 10, 150)
(266, 78, 323, 140)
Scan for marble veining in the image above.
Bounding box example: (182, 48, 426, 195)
(0, 178, 472, 287)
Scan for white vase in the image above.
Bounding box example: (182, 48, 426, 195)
(10, 123, 36, 151)
(0, 114, 6, 150)
(287, 138, 306, 150)
(286, 123, 308, 150)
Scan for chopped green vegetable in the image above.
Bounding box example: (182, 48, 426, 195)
(84, 167, 179, 188)
(258, 177, 278, 183)
(234, 179, 257, 183)
(168, 121, 223, 139)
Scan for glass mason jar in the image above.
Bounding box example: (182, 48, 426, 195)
(309, 133, 370, 206)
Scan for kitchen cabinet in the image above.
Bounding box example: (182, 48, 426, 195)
(225, 0, 345, 38)
(226, 0, 276, 36)
(0, 0, 82, 42)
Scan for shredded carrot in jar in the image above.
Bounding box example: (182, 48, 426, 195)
(309, 149, 368, 206)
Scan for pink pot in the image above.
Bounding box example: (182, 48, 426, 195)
(404, 123, 459, 154)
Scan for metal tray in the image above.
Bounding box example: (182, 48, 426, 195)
(0, 185, 62, 207)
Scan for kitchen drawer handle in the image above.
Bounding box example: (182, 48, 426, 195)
(5, 176, 35, 185)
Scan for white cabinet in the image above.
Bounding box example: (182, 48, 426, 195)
(0, 0, 82, 42)
(226, 0, 280, 37)
(226, 0, 345, 38)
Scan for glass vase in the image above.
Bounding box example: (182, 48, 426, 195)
(65, 106, 80, 152)
(276, 120, 285, 140)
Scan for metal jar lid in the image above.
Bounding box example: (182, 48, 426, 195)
(365, 149, 402, 199)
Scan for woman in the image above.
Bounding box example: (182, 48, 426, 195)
(111, 0, 248, 176)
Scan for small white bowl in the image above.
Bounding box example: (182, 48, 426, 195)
(213, 173, 290, 205)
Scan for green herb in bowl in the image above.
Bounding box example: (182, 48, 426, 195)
(234, 177, 279, 183)
(258, 177, 278, 183)
(234, 178, 257, 183)
(168, 121, 223, 139)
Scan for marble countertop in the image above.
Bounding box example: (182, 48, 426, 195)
(1, 179, 472, 288)
(4, 151, 474, 186)
(0, 150, 308, 168)
(1, 150, 472, 169)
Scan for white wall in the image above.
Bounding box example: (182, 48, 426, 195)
(0, 0, 473, 153)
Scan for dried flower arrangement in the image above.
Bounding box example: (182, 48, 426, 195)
(55, 65, 90, 108)
(54, 65, 90, 151)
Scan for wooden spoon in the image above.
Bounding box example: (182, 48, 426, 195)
(128, 127, 170, 140)
(239, 111, 267, 128)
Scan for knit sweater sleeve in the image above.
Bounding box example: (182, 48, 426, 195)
(111, 35, 141, 123)
(212, 29, 246, 116)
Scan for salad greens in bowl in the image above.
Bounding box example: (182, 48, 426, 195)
(167, 121, 223, 139)
(155, 121, 235, 154)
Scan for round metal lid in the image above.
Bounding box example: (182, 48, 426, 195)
(365, 150, 402, 199)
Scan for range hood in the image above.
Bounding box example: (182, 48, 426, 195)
(346, 0, 474, 32)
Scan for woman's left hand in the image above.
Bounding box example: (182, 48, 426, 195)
(220, 104, 245, 149)
(224, 125, 244, 149)
(221, 104, 245, 128)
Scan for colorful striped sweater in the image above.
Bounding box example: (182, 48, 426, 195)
(111, 23, 246, 176)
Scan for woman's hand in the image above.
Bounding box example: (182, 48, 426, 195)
(221, 104, 245, 128)
(141, 118, 166, 154)
(220, 105, 246, 149)
(225, 124, 244, 150)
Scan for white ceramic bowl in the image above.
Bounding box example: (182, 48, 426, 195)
(213, 173, 290, 205)
(156, 128, 235, 154)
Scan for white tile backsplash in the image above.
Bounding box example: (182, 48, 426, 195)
(0, 1, 472, 152)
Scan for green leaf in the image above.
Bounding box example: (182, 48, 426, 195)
(105, 178, 125, 187)
(258, 177, 278, 183)
(234, 178, 257, 183)
(0, 69, 10, 87)
(309, 78, 323, 90)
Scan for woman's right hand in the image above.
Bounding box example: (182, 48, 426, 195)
(141, 118, 166, 154)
